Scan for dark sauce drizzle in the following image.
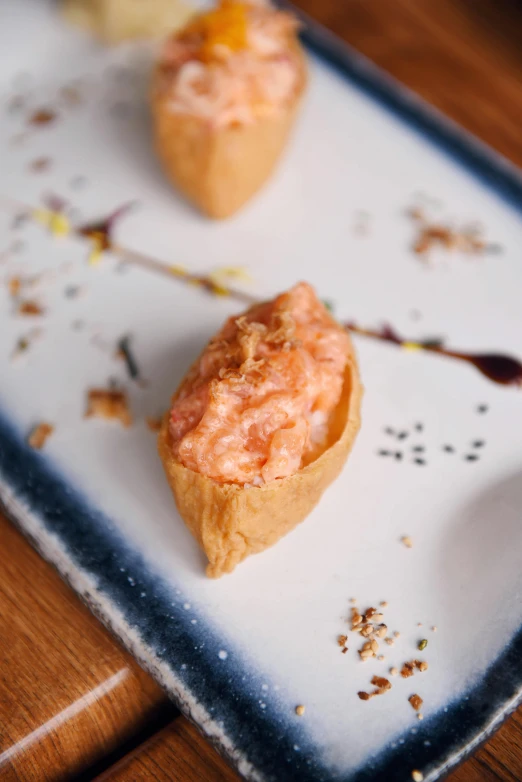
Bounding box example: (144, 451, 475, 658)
(47, 201, 522, 390)
(344, 322, 522, 387)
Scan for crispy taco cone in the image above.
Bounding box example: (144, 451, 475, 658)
(151, 45, 307, 219)
(158, 339, 362, 577)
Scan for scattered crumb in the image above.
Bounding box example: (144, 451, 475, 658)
(417, 713, 424, 721)
(358, 676, 391, 701)
(401, 536, 413, 548)
(59, 85, 82, 107)
(409, 694, 423, 711)
(349, 597, 357, 604)
(85, 388, 132, 427)
(379, 601, 388, 607)
(17, 300, 44, 316)
(401, 660, 428, 678)
(431, 626, 437, 633)
(393, 631, 401, 638)
(28, 422, 54, 449)
(29, 157, 51, 173)
(377, 655, 385, 661)
(417, 622, 423, 627)
(408, 207, 493, 258)
(412, 771, 424, 782)
(146, 416, 163, 433)
(351, 607, 363, 629)
(8, 277, 21, 297)
(295, 705, 305, 716)
(371, 676, 391, 692)
(418, 639, 428, 651)
(384, 637, 395, 646)
(401, 662, 415, 679)
(28, 108, 57, 126)
(390, 667, 398, 677)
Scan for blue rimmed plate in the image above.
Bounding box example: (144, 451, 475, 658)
(1, 2, 522, 780)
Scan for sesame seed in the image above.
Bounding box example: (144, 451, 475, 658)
(395, 451, 403, 461)
(465, 454, 479, 462)
(417, 713, 424, 721)
(414, 423, 424, 432)
(380, 601, 388, 607)
(378, 449, 391, 456)
(401, 536, 413, 549)
(472, 440, 485, 448)
(413, 458, 426, 465)
(412, 770, 424, 781)
(397, 431, 409, 440)
(384, 427, 395, 436)
(476, 404, 488, 414)
(412, 445, 425, 453)
(295, 705, 305, 716)
(442, 444, 455, 453)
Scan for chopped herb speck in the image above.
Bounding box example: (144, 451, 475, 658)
(418, 639, 428, 651)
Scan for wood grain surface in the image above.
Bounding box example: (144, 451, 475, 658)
(95, 719, 239, 782)
(1, 1, 522, 781)
(0, 515, 176, 781)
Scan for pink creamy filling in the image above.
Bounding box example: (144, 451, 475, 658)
(158, 1, 301, 126)
(169, 283, 350, 486)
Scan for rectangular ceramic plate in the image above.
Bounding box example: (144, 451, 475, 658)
(1, 2, 522, 780)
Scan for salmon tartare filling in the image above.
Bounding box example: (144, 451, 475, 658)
(169, 282, 350, 485)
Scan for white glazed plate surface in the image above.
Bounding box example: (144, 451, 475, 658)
(1, 2, 522, 780)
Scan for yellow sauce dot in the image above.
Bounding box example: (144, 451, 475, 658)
(211, 283, 229, 297)
(169, 264, 188, 277)
(402, 342, 422, 352)
(32, 208, 53, 227)
(49, 213, 70, 237)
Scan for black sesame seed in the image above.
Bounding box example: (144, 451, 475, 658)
(476, 404, 489, 414)
(413, 458, 426, 465)
(412, 446, 425, 453)
(465, 454, 479, 462)
(397, 431, 409, 441)
(472, 440, 485, 448)
(395, 452, 403, 461)
(442, 445, 455, 453)
(384, 427, 395, 436)
(378, 449, 391, 457)
(414, 423, 424, 433)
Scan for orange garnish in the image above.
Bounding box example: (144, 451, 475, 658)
(192, 1, 248, 62)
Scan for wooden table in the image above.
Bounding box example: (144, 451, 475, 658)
(1, 0, 522, 779)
